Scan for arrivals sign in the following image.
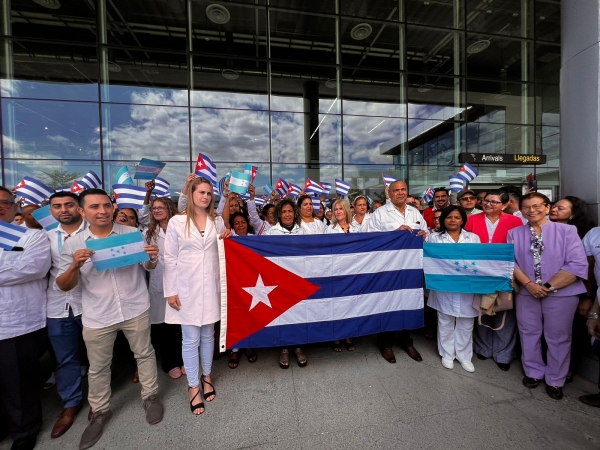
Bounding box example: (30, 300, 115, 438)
(458, 153, 547, 165)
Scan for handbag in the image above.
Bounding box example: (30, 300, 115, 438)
(472, 290, 514, 331)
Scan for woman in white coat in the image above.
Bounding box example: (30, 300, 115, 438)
(164, 177, 226, 415)
(351, 195, 370, 232)
(144, 197, 184, 379)
(298, 195, 327, 235)
(427, 205, 480, 373)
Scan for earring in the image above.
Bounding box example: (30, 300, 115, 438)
(569, 216, 573, 220)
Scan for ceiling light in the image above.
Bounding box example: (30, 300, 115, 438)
(418, 83, 434, 93)
(325, 79, 337, 89)
(467, 39, 491, 54)
(33, 0, 60, 9)
(108, 62, 122, 73)
(222, 69, 239, 80)
(350, 23, 373, 41)
(206, 4, 231, 25)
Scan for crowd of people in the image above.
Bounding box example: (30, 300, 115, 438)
(2, 174, 600, 450)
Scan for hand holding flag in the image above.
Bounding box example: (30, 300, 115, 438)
(195, 153, 217, 186)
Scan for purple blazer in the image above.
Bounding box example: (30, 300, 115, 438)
(507, 221, 588, 297)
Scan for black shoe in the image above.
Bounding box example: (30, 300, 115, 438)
(496, 362, 510, 371)
(579, 393, 600, 407)
(522, 376, 541, 389)
(546, 385, 563, 400)
(476, 353, 488, 361)
(11, 433, 38, 450)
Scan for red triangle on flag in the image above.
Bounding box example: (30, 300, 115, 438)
(224, 239, 320, 349)
(15, 179, 25, 189)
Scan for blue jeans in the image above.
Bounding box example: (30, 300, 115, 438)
(181, 324, 214, 388)
(47, 310, 83, 408)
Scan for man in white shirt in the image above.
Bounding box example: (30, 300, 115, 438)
(56, 189, 162, 450)
(367, 181, 428, 364)
(45, 192, 87, 439)
(0, 186, 51, 450)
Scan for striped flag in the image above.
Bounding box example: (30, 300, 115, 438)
(423, 243, 514, 294)
(304, 178, 324, 197)
(134, 159, 166, 181)
(112, 184, 147, 209)
(287, 183, 302, 198)
(0, 220, 27, 250)
(244, 164, 258, 183)
(421, 187, 435, 203)
(263, 184, 274, 196)
(86, 230, 149, 271)
(457, 163, 479, 184)
(335, 179, 351, 196)
(31, 205, 59, 231)
(15, 177, 54, 205)
(116, 166, 134, 185)
(54, 186, 72, 193)
(320, 182, 332, 196)
(153, 177, 170, 197)
(449, 175, 464, 193)
(229, 170, 252, 195)
(78, 171, 102, 190)
(218, 173, 231, 197)
(254, 198, 266, 207)
(366, 196, 373, 206)
(311, 196, 322, 213)
(194, 153, 217, 186)
(71, 181, 84, 194)
(275, 178, 289, 197)
(382, 174, 398, 187)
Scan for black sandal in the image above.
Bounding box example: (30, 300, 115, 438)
(188, 386, 204, 415)
(294, 348, 307, 367)
(332, 341, 342, 352)
(245, 348, 258, 363)
(201, 375, 216, 402)
(344, 340, 355, 352)
(228, 351, 240, 369)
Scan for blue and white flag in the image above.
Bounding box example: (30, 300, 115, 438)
(421, 187, 434, 203)
(335, 179, 351, 196)
(195, 153, 217, 186)
(113, 184, 147, 209)
(134, 159, 166, 180)
(304, 178, 324, 197)
(54, 185, 72, 193)
(275, 178, 289, 197)
(457, 163, 479, 184)
(254, 198, 266, 207)
(320, 182, 332, 196)
(86, 231, 149, 271)
(78, 171, 102, 190)
(287, 183, 302, 198)
(15, 177, 54, 205)
(382, 173, 398, 187)
(218, 173, 231, 197)
(423, 243, 514, 294)
(263, 184, 274, 196)
(0, 220, 27, 250)
(311, 196, 322, 213)
(449, 175, 464, 193)
(153, 177, 170, 197)
(116, 166, 134, 185)
(31, 205, 59, 231)
(244, 164, 258, 183)
(366, 196, 373, 206)
(229, 170, 252, 195)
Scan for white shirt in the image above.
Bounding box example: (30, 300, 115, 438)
(46, 221, 87, 318)
(265, 223, 305, 235)
(351, 213, 370, 232)
(366, 201, 428, 233)
(247, 199, 271, 235)
(327, 222, 360, 234)
(583, 227, 600, 285)
(0, 228, 51, 340)
(58, 223, 151, 329)
(485, 216, 499, 243)
(300, 219, 327, 235)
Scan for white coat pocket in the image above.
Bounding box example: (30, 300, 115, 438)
(178, 279, 190, 299)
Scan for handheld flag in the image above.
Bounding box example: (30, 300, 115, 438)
(153, 177, 170, 197)
(116, 166, 134, 185)
(311, 196, 322, 213)
(86, 231, 149, 271)
(78, 171, 102, 190)
(421, 187, 434, 203)
(263, 184, 274, 196)
(457, 163, 479, 184)
(304, 178, 324, 197)
(0, 220, 27, 250)
(31, 205, 59, 231)
(320, 182, 332, 196)
(254, 198, 266, 207)
(218, 173, 231, 197)
(112, 184, 147, 209)
(366, 196, 373, 206)
(244, 164, 258, 184)
(14, 177, 54, 205)
(287, 183, 302, 198)
(382, 174, 398, 187)
(335, 179, 351, 196)
(275, 178, 289, 197)
(71, 181, 84, 194)
(229, 170, 252, 195)
(134, 159, 166, 180)
(449, 175, 464, 193)
(195, 153, 217, 186)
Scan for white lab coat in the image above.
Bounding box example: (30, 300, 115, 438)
(351, 213, 370, 232)
(143, 226, 167, 325)
(327, 223, 360, 233)
(265, 223, 305, 235)
(300, 219, 327, 235)
(163, 214, 225, 326)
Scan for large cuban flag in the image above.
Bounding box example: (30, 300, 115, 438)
(219, 231, 424, 350)
(423, 243, 514, 294)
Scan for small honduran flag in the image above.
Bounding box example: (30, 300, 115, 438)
(457, 163, 479, 184)
(311, 196, 322, 213)
(78, 171, 102, 190)
(449, 175, 464, 193)
(14, 176, 54, 205)
(382, 173, 398, 187)
(320, 182, 332, 196)
(287, 183, 302, 198)
(335, 179, 351, 196)
(229, 170, 252, 195)
(195, 153, 217, 186)
(263, 184, 274, 196)
(0, 220, 27, 250)
(31, 204, 59, 231)
(112, 184, 148, 209)
(244, 164, 258, 184)
(421, 187, 435, 203)
(71, 181, 84, 194)
(304, 178, 324, 196)
(275, 178, 289, 197)
(116, 166, 134, 185)
(153, 177, 170, 197)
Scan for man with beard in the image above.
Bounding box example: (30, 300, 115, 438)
(45, 192, 87, 439)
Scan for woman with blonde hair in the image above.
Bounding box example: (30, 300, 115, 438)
(164, 177, 228, 415)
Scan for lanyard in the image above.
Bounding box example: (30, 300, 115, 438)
(57, 231, 63, 253)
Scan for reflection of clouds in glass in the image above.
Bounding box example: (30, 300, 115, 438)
(343, 100, 405, 117)
(343, 116, 404, 164)
(1, 80, 20, 97)
(192, 91, 268, 110)
(271, 96, 303, 112)
(271, 112, 304, 163)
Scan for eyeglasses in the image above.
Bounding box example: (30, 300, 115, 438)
(520, 203, 548, 212)
(476, 196, 486, 201)
(0, 200, 14, 209)
(433, 216, 441, 221)
(482, 199, 502, 206)
(151, 207, 166, 212)
(460, 196, 476, 201)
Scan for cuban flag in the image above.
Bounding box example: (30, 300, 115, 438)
(311, 196, 322, 213)
(218, 173, 231, 197)
(134, 159, 166, 181)
(31, 205, 59, 231)
(195, 153, 217, 186)
(304, 178, 324, 197)
(229, 170, 252, 195)
(153, 177, 170, 197)
(423, 243, 514, 294)
(382, 173, 398, 187)
(275, 178, 289, 197)
(254, 198, 266, 207)
(0, 220, 27, 250)
(15, 177, 54, 205)
(421, 187, 434, 203)
(78, 171, 102, 190)
(116, 166, 134, 185)
(366, 196, 373, 206)
(287, 183, 302, 198)
(320, 182, 332, 197)
(457, 163, 479, 184)
(449, 175, 464, 193)
(71, 181, 84, 194)
(335, 179, 351, 196)
(219, 231, 424, 349)
(112, 184, 147, 209)
(244, 164, 258, 184)
(86, 230, 149, 271)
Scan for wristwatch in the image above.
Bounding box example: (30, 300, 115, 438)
(543, 282, 558, 292)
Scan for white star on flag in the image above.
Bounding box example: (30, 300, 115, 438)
(242, 275, 277, 311)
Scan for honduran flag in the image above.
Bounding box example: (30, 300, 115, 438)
(31, 205, 59, 231)
(116, 166, 134, 185)
(449, 175, 464, 193)
(195, 153, 217, 186)
(0, 220, 27, 250)
(219, 231, 424, 349)
(15, 177, 54, 205)
(457, 163, 479, 184)
(304, 178, 324, 196)
(287, 183, 302, 198)
(112, 184, 147, 209)
(86, 230, 149, 271)
(263, 184, 274, 196)
(229, 170, 251, 195)
(320, 182, 332, 196)
(244, 164, 258, 184)
(275, 178, 289, 197)
(423, 243, 514, 294)
(335, 179, 351, 196)
(382, 173, 398, 187)
(78, 171, 102, 190)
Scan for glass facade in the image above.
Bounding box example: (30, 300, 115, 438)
(0, 0, 560, 199)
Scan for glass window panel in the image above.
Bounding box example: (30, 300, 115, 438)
(342, 165, 407, 200)
(192, 2, 267, 58)
(466, 35, 533, 82)
(100, 48, 188, 105)
(102, 103, 190, 161)
(340, 1, 402, 21)
(343, 115, 406, 164)
(205, 162, 272, 196)
(269, 0, 336, 14)
(409, 165, 460, 194)
(467, 79, 534, 124)
(535, 0, 560, 43)
(341, 19, 402, 71)
(466, 0, 533, 38)
(342, 69, 405, 117)
(466, 122, 534, 154)
(9, 0, 97, 43)
(408, 120, 465, 165)
(271, 112, 341, 164)
(407, 74, 465, 120)
(406, 0, 464, 29)
(536, 83, 559, 126)
(2, 98, 100, 160)
(271, 62, 339, 114)
(406, 26, 463, 76)
(535, 43, 560, 85)
(270, 164, 343, 196)
(191, 108, 269, 162)
(537, 125, 559, 160)
(3, 159, 101, 191)
(103, 161, 192, 197)
(192, 58, 268, 110)
(1, 40, 98, 101)
(269, 10, 337, 65)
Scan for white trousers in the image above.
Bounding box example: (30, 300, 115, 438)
(437, 311, 474, 363)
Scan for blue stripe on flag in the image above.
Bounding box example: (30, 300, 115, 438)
(423, 242, 514, 261)
(0, 229, 23, 243)
(92, 253, 148, 271)
(425, 274, 512, 294)
(86, 231, 143, 251)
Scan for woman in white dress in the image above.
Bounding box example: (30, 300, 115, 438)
(427, 205, 480, 373)
(298, 195, 327, 235)
(164, 177, 227, 415)
(351, 195, 370, 232)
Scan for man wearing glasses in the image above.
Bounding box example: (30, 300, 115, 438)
(423, 188, 450, 229)
(457, 189, 482, 216)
